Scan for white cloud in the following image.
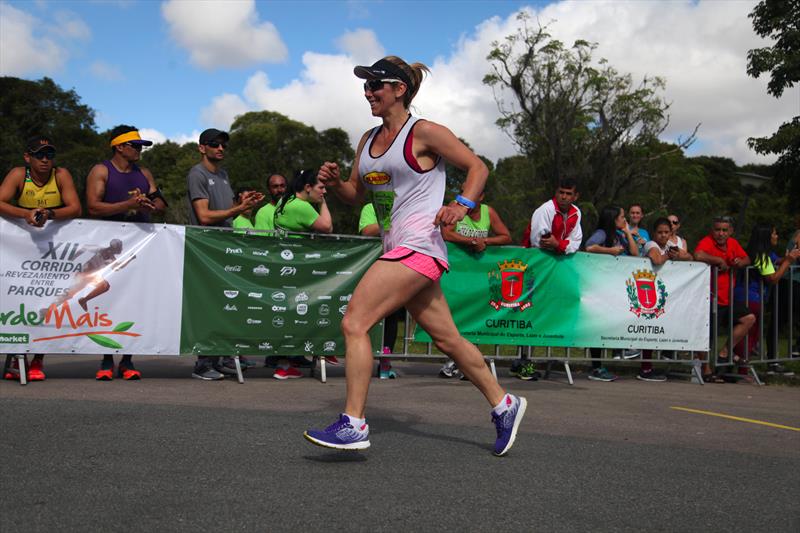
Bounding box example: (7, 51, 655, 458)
(88, 60, 124, 81)
(53, 10, 91, 41)
(335, 29, 384, 65)
(201, 93, 251, 128)
(161, 0, 287, 70)
(138, 128, 168, 145)
(0, 2, 89, 76)
(138, 128, 201, 148)
(196, 1, 795, 165)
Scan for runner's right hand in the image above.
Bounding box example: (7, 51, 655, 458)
(318, 162, 340, 188)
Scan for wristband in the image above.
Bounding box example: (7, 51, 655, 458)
(454, 195, 476, 209)
(47, 208, 55, 220)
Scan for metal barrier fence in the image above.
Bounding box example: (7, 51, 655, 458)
(385, 265, 799, 386)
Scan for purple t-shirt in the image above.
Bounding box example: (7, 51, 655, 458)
(101, 160, 151, 222)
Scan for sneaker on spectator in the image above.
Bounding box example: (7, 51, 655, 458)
(492, 395, 527, 456)
(509, 358, 523, 376)
(323, 356, 340, 366)
(379, 358, 396, 380)
(274, 366, 303, 380)
(214, 358, 238, 376)
(27, 358, 45, 381)
(304, 414, 370, 450)
(379, 367, 397, 379)
(622, 349, 642, 360)
(239, 356, 256, 369)
(4, 357, 22, 381)
(516, 361, 539, 381)
(588, 368, 618, 382)
(439, 360, 459, 378)
(767, 363, 795, 376)
(636, 368, 667, 382)
(192, 367, 224, 380)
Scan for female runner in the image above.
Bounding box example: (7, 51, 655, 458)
(304, 56, 526, 456)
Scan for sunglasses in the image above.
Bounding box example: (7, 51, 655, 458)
(668, 219, 680, 225)
(363, 79, 401, 93)
(205, 141, 227, 149)
(29, 150, 56, 160)
(124, 142, 144, 151)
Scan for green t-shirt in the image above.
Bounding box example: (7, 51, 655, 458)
(254, 203, 276, 230)
(455, 204, 490, 238)
(358, 203, 378, 233)
(274, 196, 319, 232)
(232, 215, 254, 230)
(754, 255, 776, 277)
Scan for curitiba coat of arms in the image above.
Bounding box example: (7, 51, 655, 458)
(626, 269, 667, 319)
(488, 259, 534, 311)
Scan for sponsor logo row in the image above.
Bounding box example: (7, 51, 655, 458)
(224, 248, 348, 261)
(222, 264, 352, 277)
(233, 340, 338, 353)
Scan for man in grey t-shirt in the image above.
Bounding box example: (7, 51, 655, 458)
(187, 128, 261, 227)
(187, 128, 263, 380)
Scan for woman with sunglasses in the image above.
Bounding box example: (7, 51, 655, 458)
(0, 135, 82, 381)
(305, 56, 526, 456)
(666, 214, 688, 252)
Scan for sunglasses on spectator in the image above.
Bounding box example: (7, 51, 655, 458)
(363, 79, 402, 92)
(29, 149, 56, 160)
(668, 219, 680, 225)
(205, 141, 227, 149)
(124, 142, 144, 151)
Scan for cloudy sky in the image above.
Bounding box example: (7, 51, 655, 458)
(1, 0, 795, 165)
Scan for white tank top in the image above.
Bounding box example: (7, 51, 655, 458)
(358, 116, 448, 263)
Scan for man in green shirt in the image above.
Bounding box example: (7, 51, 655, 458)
(254, 173, 287, 231)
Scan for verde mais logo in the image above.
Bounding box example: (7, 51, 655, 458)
(487, 259, 534, 311)
(626, 269, 667, 319)
(0, 302, 140, 349)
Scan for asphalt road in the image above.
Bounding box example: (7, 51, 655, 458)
(2, 356, 799, 532)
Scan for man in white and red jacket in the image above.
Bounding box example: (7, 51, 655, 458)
(529, 177, 582, 254)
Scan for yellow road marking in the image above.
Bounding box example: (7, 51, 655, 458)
(670, 407, 800, 432)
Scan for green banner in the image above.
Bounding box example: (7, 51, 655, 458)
(180, 228, 384, 356)
(415, 244, 710, 351)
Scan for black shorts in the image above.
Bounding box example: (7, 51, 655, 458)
(713, 302, 752, 334)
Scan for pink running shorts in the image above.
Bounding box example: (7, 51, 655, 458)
(379, 246, 449, 282)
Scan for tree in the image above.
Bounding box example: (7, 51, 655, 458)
(483, 15, 696, 212)
(0, 77, 106, 206)
(139, 141, 199, 224)
(746, 0, 799, 212)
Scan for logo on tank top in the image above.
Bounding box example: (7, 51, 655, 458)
(363, 171, 391, 186)
(488, 259, 534, 312)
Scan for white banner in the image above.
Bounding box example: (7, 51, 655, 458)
(1, 219, 185, 354)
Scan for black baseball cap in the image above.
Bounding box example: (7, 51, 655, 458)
(199, 128, 230, 145)
(353, 58, 411, 87)
(26, 135, 55, 153)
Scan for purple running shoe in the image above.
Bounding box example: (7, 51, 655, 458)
(304, 414, 371, 450)
(492, 395, 527, 456)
